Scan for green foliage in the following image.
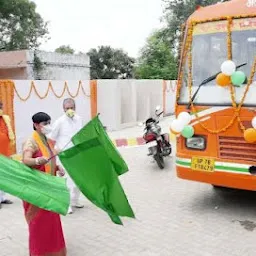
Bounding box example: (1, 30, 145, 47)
(135, 30, 177, 80)
(33, 51, 44, 78)
(88, 46, 135, 79)
(135, 0, 230, 80)
(0, 0, 49, 51)
(162, 0, 229, 49)
(55, 45, 75, 54)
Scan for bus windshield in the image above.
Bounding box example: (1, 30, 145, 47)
(179, 18, 256, 106)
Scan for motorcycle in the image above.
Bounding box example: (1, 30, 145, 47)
(142, 106, 172, 169)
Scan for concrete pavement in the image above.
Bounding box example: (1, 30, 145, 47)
(1, 121, 256, 255)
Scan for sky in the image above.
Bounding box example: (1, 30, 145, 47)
(32, 0, 164, 58)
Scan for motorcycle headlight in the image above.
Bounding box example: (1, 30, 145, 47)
(185, 136, 206, 150)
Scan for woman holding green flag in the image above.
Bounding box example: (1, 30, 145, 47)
(22, 112, 67, 256)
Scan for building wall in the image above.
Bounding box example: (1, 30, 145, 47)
(26, 51, 90, 80)
(0, 50, 90, 80)
(0, 50, 28, 79)
(0, 50, 27, 67)
(0, 68, 27, 79)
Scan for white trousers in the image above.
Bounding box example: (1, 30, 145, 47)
(65, 172, 81, 206)
(0, 190, 6, 202)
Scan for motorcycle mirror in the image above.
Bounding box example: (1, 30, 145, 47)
(155, 105, 161, 111)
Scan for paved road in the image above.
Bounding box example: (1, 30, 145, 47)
(1, 145, 256, 255)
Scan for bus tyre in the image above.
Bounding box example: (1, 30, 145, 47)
(212, 185, 232, 192)
(212, 185, 222, 189)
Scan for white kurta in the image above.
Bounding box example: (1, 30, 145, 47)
(49, 114, 84, 206)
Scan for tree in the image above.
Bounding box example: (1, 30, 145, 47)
(87, 46, 135, 79)
(135, 30, 177, 80)
(135, 0, 230, 80)
(162, 0, 229, 50)
(55, 45, 75, 54)
(0, 0, 49, 51)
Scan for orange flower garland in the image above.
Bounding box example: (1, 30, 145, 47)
(0, 80, 16, 153)
(177, 14, 256, 134)
(14, 80, 90, 101)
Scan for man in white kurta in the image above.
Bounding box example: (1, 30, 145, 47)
(49, 98, 84, 214)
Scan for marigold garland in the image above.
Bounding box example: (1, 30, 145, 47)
(177, 14, 256, 134)
(3, 115, 15, 144)
(14, 80, 90, 101)
(227, 17, 233, 60)
(0, 80, 16, 151)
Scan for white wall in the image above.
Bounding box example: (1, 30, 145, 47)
(97, 80, 121, 131)
(165, 80, 177, 115)
(135, 80, 163, 122)
(97, 79, 176, 131)
(13, 80, 91, 153)
(12, 79, 177, 147)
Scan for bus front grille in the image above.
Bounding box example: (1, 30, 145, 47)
(218, 136, 256, 162)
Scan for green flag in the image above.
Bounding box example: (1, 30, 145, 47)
(72, 115, 128, 176)
(59, 137, 135, 225)
(0, 155, 69, 215)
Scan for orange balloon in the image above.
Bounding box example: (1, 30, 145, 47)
(244, 128, 256, 143)
(216, 73, 231, 87)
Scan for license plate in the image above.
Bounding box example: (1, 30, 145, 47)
(147, 141, 157, 147)
(191, 157, 215, 172)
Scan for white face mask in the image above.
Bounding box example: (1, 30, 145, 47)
(41, 124, 52, 135)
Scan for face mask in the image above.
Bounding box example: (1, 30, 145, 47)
(41, 124, 52, 135)
(66, 109, 75, 118)
(0, 110, 3, 116)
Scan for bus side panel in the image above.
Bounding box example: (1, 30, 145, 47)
(177, 165, 256, 191)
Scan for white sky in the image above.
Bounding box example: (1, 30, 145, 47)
(32, 0, 164, 57)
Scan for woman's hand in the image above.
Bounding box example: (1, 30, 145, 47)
(35, 157, 48, 166)
(57, 165, 65, 177)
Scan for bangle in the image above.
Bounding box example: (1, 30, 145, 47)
(35, 158, 40, 165)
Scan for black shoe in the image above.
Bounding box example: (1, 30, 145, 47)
(1, 199, 13, 204)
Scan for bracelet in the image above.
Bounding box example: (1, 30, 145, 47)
(35, 158, 40, 165)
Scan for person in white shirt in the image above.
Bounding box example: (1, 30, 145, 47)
(49, 98, 84, 214)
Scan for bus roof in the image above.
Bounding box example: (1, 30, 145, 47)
(188, 0, 255, 22)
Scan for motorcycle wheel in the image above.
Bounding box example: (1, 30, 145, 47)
(163, 142, 172, 156)
(154, 153, 165, 169)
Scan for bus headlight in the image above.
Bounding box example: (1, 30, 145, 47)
(186, 136, 206, 150)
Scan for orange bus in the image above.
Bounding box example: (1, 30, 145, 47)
(175, 0, 256, 190)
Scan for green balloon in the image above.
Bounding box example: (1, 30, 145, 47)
(231, 71, 246, 86)
(181, 125, 194, 138)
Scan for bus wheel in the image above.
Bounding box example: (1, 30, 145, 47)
(212, 185, 226, 190)
(212, 185, 234, 192)
(212, 185, 222, 189)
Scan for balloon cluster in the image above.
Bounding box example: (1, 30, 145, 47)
(170, 112, 194, 138)
(216, 60, 246, 87)
(244, 117, 256, 143)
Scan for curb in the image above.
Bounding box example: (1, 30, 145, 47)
(112, 137, 145, 147)
(111, 133, 176, 148)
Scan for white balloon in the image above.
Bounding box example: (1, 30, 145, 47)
(252, 117, 256, 129)
(178, 111, 192, 125)
(170, 119, 185, 133)
(221, 60, 236, 76)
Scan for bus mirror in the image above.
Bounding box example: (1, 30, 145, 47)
(156, 105, 161, 111)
